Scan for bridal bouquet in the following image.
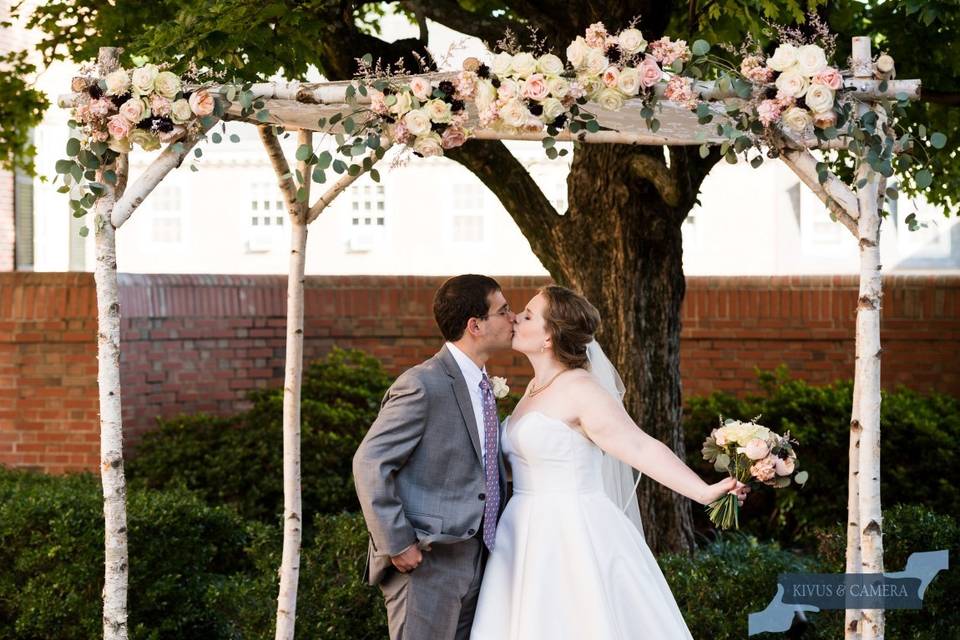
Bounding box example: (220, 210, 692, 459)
(701, 416, 807, 530)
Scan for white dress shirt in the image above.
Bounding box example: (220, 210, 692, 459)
(446, 342, 495, 465)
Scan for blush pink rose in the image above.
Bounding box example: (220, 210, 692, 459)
(107, 114, 132, 139)
(757, 99, 782, 126)
(744, 438, 771, 460)
(89, 98, 114, 118)
(119, 98, 146, 124)
(774, 456, 796, 476)
(188, 89, 215, 117)
(441, 126, 468, 149)
(638, 56, 662, 88)
(521, 73, 549, 101)
(813, 67, 842, 90)
(601, 66, 620, 88)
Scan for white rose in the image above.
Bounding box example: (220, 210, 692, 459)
(412, 132, 444, 157)
(617, 28, 647, 55)
(566, 36, 591, 70)
(425, 98, 452, 123)
(547, 76, 570, 98)
(541, 97, 565, 122)
(154, 71, 181, 99)
(804, 84, 835, 113)
(585, 49, 610, 76)
(537, 53, 565, 76)
(511, 52, 537, 77)
(491, 52, 514, 76)
(388, 90, 413, 115)
(617, 67, 641, 96)
(170, 98, 193, 124)
(105, 69, 131, 96)
(131, 64, 159, 95)
(498, 98, 529, 127)
(775, 68, 809, 98)
(782, 106, 813, 132)
(475, 80, 498, 111)
(490, 376, 510, 399)
(595, 87, 625, 111)
(796, 44, 828, 77)
(578, 74, 603, 100)
(766, 43, 798, 72)
(403, 108, 432, 136)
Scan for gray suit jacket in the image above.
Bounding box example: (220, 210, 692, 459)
(353, 344, 510, 586)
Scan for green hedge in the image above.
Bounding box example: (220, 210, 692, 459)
(0, 467, 268, 640)
(127, 347, 392, 525)
(684, 367, 960, 548)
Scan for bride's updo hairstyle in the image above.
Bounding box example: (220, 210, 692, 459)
(539, 285, 601, 369)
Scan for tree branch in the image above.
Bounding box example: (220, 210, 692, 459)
(111, 118, 218, 228)
(258, 124, 299, 214)
(920, 89, 960, 106)
(295, 129, 312, 222)
(630, 153, 681, 207)
(398, 0, 523, 49)
(779, 147, 860, 237)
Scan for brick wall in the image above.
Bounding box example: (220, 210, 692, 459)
(2, 272, 958, 473)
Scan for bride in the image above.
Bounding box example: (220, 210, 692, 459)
(470, 285, 750, 639)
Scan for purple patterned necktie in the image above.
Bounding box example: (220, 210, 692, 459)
(478, 373, 501, 551)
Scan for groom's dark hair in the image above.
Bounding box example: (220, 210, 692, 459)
(433, 274, 502, 341)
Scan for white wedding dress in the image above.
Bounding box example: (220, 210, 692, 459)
(470, 410, 695, 640)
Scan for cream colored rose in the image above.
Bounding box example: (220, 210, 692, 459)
(601, 66, 620, 88)
(541, 97, 565, 122)
(498, 98, 529, 127)
(119, 97, 147, 124)
(497, 78, 520, 100)
(105, 69, 131, 96)
(566, 36, 591, 70)
(774, 456, 796, 476)
(388, 90, 413, 115)
(782, 106, 813, 132)
(546, 77, 570, 99)
(511, 52, 538, 77)
(490, 376, 510, 399)
(425, 98, 452, 123)
(796, 44, 828, 76)
(744, 438, 771, 460)
(409, 77, 432, 101)
(813, 110, 837, 129)
(767, 43, 798, 72)
(412, 132, 443, 157)
(154, 71, 181, 99)
(804, 84, 834, 113)
(129, 129, 161, 151)
(595, 87, 625, 111)
(578, 75, 603, 100)
(585, 49, 609, 76)
(131, 64, 159, 95)
(107, 135, 131, 154)
(617, 67, 641, 96)
(402, 108, 432, 136)
(617, 28, 647, 55)
(170, 98, 193, 124)
(475, 80, 498, 111)
(537, 53, 564, 76)
(188, 89, 215, 117)
(775, 68, 809, 98)
(491, 52, 514, 76)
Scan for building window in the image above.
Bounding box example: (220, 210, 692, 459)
(247, 182, 286, 252)
(149, 185, 183, 244)
(453, 215, 484, 242)
(14, 170, 34, 270)
(346, 181, 387, 252)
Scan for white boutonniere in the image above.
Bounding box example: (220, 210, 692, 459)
(490, 376, 510, 399)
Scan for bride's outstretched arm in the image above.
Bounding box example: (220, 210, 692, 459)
(576, 378, 745, 506)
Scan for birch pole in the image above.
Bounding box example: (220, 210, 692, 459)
(260, 124, 392, 640)
(91, 46, 132, 640)
(850, 35, 886, 640)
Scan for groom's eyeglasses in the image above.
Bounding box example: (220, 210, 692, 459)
(478, 304, 513, 321)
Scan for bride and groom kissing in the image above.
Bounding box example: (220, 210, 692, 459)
(353, 274, 750, 639)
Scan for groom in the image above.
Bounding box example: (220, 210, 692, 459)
(353, 274, 516, 640)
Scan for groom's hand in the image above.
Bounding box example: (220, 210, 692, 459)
(391, 543, 424, 572)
